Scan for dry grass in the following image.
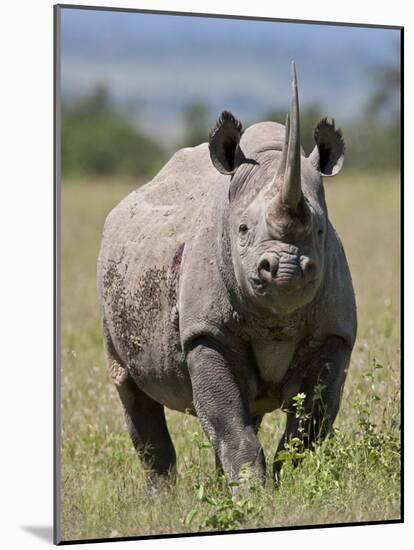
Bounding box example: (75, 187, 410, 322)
(59, 171, 401, 541)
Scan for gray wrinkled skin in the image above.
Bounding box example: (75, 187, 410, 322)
(97, 66, 357, 485)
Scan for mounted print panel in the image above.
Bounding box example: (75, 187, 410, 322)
(54, 4, 402, 544)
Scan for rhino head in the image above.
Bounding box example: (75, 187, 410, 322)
(209, 62, 345, 316)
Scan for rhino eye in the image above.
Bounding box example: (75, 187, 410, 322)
(239, 223, 249, 234)
(318, 228, 323, 237)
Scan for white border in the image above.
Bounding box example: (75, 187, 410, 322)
(0, 1, 410, 548)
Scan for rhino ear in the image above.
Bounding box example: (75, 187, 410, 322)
(209, 111, 244, 175)
(309, 117, 345, 176)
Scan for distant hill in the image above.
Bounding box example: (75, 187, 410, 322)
(60, 7, 400, 146)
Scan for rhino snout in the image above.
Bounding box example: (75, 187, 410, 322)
(257, 252, 316, 290)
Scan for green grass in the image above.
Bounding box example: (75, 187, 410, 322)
(60, 172, 401, 541)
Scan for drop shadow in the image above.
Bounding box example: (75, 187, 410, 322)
(21, 525, 53, 543)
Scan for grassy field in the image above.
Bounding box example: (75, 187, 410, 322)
(59, 172, 401, 541)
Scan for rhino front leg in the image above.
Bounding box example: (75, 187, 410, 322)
(273, 335, 352, 482)
(187, 337, 266, 484)
(214, 414, 263, 476)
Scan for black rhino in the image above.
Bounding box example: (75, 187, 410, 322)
(97, 63, 357, 485)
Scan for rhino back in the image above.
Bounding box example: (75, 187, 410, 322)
(98, 143, 222, 270)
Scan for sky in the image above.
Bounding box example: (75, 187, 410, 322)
(60, 7, 400, 145)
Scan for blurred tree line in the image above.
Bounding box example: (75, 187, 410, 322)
(61, 60, 400, 181)
(61, 85, 165, 178)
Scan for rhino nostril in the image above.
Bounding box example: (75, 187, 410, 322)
(259, 259, 271, 273)
(258, 255, 279, 283)
(301, 257, 316, 276)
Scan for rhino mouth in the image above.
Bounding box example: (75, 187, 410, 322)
(249, 276, 267, 294)
(249, 274, 317, 297)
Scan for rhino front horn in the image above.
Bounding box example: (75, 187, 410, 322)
(269, 62, 302, 215)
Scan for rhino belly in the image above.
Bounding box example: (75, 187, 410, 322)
(128, 344, 194, 414)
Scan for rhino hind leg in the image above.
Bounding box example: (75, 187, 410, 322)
(273, 335, 352, 483)
(103, 330, 176, 484)
(116, 375, 177, 484)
